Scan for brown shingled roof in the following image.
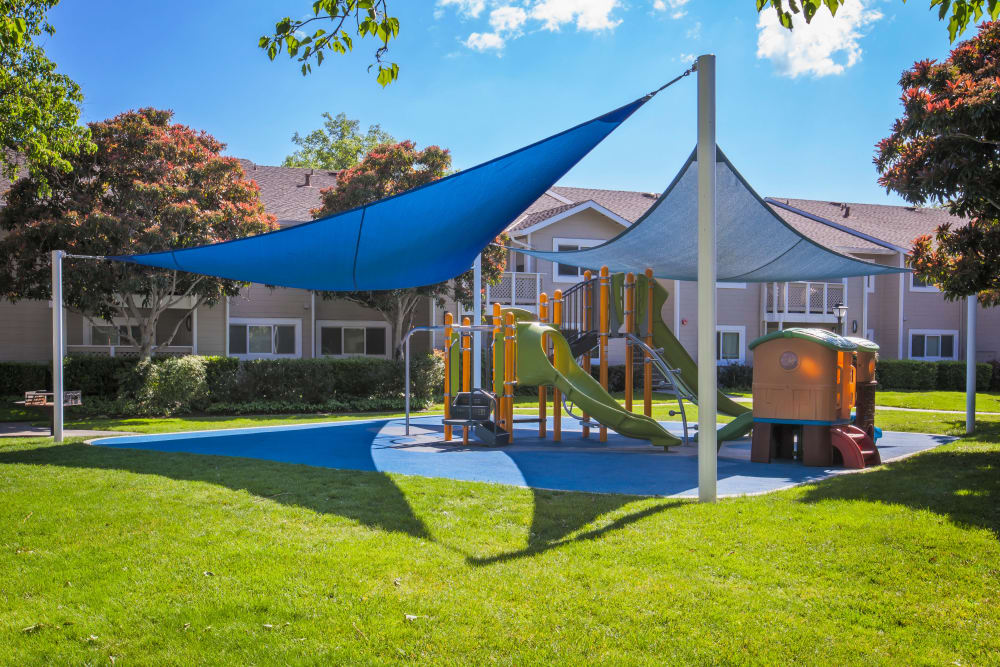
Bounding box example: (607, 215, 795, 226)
(237, 159, 338, 225)
(766, 203, 890, 254)
(771, 198, 964, 251)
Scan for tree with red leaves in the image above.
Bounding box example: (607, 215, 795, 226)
(874, 21, 1000, 306)
(312, 139, 507, 358)
(0, 108, 277, 358)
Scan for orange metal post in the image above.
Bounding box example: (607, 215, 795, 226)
(644, 268, 654, 418)
(443, 312, 453, 441)
(582, 270, 592, 438)
(625, 272, 635, 413)
(599, 266, 609, 442)
(552, 289, 563, 442)
(461, 316, 471, 445)
(504, 311, 516, 442)
(492, 303, 505, 432)
(538, 293, 549, 438)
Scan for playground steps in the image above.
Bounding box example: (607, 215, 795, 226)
(566, 330, 599, 358)
(445, 391, 509, 446)
(829, 425, 881, 469)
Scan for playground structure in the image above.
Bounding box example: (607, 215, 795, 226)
(749, 328, 881, 469)
(407, 266, 754, 450)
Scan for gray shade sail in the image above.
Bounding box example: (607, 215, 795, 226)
(518, 147, 907, 282)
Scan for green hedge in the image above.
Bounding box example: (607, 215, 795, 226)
(0, 353, 443, 416)
(876, 359, 992, 391)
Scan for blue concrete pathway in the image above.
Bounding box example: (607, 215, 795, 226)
(91, 417, 953, 498)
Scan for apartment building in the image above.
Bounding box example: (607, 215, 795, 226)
(2, 161, 996, 365)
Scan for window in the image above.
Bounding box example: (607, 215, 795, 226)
(910, 272, 939, 292)
(316, 320, 389, 358)
(910, 330, 957, 360)
(229, 318, 300, 358)
(87, 321, 144, 346)
(551, 237, 601, 282)
(716, 326, 745, 365)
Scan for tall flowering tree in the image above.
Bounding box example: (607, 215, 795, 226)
(874, 21, 1000, 306)
(0, 108, 277, 358)
(312, 140, 507, 358)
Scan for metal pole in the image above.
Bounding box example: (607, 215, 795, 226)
(966, 296, 977, 435)
(473, 254, 482, 388)
(405, 334, 411, 435)
(51, 250, 65, 442)
(696, 53, 718, 503)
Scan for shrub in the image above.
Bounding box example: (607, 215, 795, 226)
(133, 356, 209, 416)
(65, 355, 138, 398)
(990, 360, 1000, 391)
(934, 361, 992, 392)
(0, 361, 49, 396)
(875, 360, 938, 390)
(717, 363, 753, 390)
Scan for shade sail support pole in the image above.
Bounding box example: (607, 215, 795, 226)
(473, 254, 482, 389)
(967, 296, 976, 434)
(696, 53, 718, 503)
(51, 250, 65, 443)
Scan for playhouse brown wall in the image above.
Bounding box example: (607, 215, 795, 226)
(752, 338, 855, 424)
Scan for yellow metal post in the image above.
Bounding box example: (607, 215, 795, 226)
(538, 293, 548, 439)
(582, 270, 592, 439)
(599, 266, 610, 442)
(504, 311, 516, 442)
(492, 303, 505, 432)
(462, 316, 471, 445)
(625, 272, 635, 413)
(552, 289, 563, 442)
(644, 268, 654, 418)
(443, 312, 453, 441)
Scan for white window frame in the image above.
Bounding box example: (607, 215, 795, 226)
(551, 237, 602, 283)
(82, 317, 146, 347)
(717, 282, 747, 289)
(909, 272, 940, 293)
(865, 275, 876, 293)
(716, 325, 746, 365)
(315, 319, 391, 359)
(228, 317, 301, 359)
(909, 329, 958, 361)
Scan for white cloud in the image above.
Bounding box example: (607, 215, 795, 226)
(530, 0, 622, 32)
(685, 20, 700, 38)
(756, 0, 882, 78)
(653, 0, 689, 19)
(490, 5, 528, 33)
(465, 31, 506, 51)
(678, 52, 695, 64)
(438, 0, 487, 19)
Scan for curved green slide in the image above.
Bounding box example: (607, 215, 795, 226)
(514, 319, 681, 449)
(634, 274, 753, 443)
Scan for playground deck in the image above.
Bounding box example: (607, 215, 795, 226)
(91, 417, 952, 498)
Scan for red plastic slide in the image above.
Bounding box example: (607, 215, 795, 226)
(830, 425, 881, 469)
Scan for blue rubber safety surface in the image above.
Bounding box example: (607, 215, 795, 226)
(91, 417, 954, 498)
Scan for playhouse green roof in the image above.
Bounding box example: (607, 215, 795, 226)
(748, 327, 858, 352)
(844, 336, 880, 352)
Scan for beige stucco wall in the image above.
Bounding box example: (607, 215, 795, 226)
(0, 298, 52, 361)
(196, 303, 226, 356)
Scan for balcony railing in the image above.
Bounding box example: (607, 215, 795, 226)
(765, 281, 845, 319)
(486, 272, 541, 310)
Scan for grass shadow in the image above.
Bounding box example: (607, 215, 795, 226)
(468, 489, 686, 566)
(800, 422, 1000, 539)
(0, 442, 431, 540)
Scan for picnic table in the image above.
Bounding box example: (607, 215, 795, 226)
(13, 390, 83, 435)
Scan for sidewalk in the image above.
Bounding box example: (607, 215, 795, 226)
(0, 422, 132, 439)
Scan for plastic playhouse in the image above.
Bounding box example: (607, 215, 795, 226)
(422, 266, 754, 450)
(749, 328, 881, 469)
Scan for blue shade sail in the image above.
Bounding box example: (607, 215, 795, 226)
(519, 147, 908, 282)
(112, 98, 649, 290)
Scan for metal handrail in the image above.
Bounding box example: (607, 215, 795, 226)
(561, 396, 603, 429)
(620, 332, 691, 445)
(403, 324, 496, 435)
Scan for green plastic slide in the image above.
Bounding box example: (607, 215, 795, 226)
(514, 320, 681, 449)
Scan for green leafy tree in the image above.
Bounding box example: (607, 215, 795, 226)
(260, 0, 399, 85)
(874, 21, 1000, 306)
(1, 0, 93, 195)
(283, 112, 394, 171)
(0, 108, 278, 358)
(757, 1, 1000, 42)
(313, 140, 507, 358)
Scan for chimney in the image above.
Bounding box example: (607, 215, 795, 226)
(842, 204, 850, 218)
(304, 170, 313, 187)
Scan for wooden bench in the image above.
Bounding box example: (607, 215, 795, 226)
(14, 390, 83, 435)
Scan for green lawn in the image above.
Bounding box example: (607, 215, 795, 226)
(2, 419, 997, 663)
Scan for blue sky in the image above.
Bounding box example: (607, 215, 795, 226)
(44, 0, 956, 204)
